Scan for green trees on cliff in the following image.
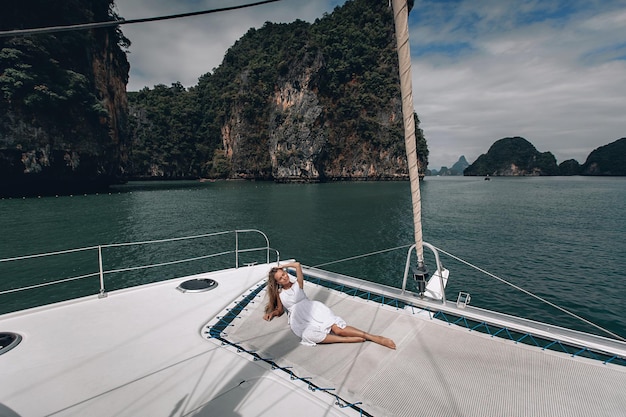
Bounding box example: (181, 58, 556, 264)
(1, 1, 128, 131)
(128, 0, 428, 180)
(1, 0, 428, 191)
(1, 0, 130, 195)
(128, 83, 207, 178)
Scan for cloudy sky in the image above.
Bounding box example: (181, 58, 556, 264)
(114, 0, 626, 170)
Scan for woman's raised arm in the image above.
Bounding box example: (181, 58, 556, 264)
(283, 261, 304, 289)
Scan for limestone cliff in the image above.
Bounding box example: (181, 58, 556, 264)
(0, 1, 129, 196)
(130, 0, 428, 182)
(268, 57, 327, 181)
(220, 0, 422, 182)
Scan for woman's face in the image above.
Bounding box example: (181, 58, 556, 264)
(273, 269, 290, 287)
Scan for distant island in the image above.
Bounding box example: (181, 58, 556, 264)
(430, 137, 626, 177)
(428, 155, 469, 176)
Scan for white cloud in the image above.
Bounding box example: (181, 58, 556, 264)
(409, 0, 626, 169)
(116, 0, 341, 89)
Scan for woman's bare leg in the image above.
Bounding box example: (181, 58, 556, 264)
(320, 333, 366, 344)
(331, 325, 396, 349)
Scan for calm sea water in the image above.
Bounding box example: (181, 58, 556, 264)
(1, 177, 625, 339)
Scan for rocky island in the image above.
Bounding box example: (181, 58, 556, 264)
(463, 136, 626, 177)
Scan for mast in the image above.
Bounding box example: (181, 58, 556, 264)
(391, 0, 426, 269)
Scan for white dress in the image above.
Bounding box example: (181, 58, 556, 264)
(279, 277, 346, 346)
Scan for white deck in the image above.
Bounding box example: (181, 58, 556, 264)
(0, 264, 353, 417)
(1, 263, 625, 417)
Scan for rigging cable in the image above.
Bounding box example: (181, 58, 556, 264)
(311, 244, 412, 268)
(0, 0, 281, 38)
(434, 245, 626, 342)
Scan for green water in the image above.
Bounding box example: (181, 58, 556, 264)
(1, 177, 625, 339)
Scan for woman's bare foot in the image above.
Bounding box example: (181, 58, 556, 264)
(369, 335, 396, 349)
(380, 337, 396, 350)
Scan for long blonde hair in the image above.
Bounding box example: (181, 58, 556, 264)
(265, 267, 281, 314)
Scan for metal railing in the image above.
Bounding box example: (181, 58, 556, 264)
(0, 229, 279, 300)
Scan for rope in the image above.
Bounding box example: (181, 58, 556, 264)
(0, 0, 281, 37)
(434, 245, 626, 342)
(391, 0, 425, 263)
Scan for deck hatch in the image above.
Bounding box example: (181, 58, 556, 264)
(176, 278, 218, 293)
(0, 332, 22, 355)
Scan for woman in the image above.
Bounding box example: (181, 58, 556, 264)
(263, 261, 396, 349)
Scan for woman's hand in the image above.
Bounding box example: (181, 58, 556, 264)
(281, 261, 301, 269)
(263, 305, 283, 321)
